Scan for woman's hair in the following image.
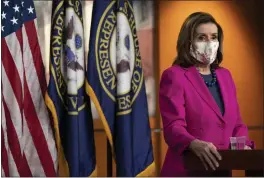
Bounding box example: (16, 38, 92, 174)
(172, 12, 223, 68)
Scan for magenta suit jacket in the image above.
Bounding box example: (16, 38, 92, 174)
(159, 65, 254, 177)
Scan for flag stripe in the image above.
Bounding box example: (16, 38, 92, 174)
(1, 65, 23, 151)
(3, 35, 25, 159)
(15, 29, 23, 54)
(22, 113, 45, 176)
(7, 151, 20, 177)
(33, 20, 46, 66)
(1, 99, 9, 177)
(24, 21, 47, 95)
(2, 167, 5, 177)
(22, 24, 58, 175)
(23, 82, 56, 176)
(22, 24, 49, 142)
(5, 32, 24, 89)
(2, 0, 58, 176)
(1, 39, 23, 117)
(2, 94, 32, 176)
(1, 100, 19, 177)
(1, 127, 9, 177)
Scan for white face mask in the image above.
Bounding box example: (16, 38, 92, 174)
(190, 41, 219, 65)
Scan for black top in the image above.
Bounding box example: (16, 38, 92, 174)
(201, 74, 225, 115)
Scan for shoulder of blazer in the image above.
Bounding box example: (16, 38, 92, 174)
(217, 67, 234, 78)
(162, 65, 186, 77)
(216, 66, 230, 74)
(160, 65, 186, 87)
(216, 66, 236, 89)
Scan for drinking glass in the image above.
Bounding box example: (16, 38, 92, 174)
(230, 136, 246, 150)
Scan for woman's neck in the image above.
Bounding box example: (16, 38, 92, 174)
(196, 65, 211, 75)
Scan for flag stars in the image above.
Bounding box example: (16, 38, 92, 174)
(21, 1, 24, 7)
(10, 17, 18, 25)
(2, 12, 6, 19)
(27, 6, 34, 14)
(2, 26, 4, 32)
(13, 4, 20, 12)
(3, 0, 9, 6)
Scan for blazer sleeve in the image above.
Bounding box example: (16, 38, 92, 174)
(159, 69, 196, 154)
(228, 71, 255, 149)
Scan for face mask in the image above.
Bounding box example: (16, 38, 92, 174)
(190, 41, 219, 65)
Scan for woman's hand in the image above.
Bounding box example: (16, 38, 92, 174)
(189, 139, 222, 171)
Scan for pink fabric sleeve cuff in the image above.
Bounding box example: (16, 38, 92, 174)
(246, 140, 255, 149)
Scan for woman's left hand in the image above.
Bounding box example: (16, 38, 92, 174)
(244, 145, 252, 150)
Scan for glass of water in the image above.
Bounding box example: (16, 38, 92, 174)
(230, 136, 246, 150)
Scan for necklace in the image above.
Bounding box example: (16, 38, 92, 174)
(196, 67, 217, 87)
(201, 69, 217, 87)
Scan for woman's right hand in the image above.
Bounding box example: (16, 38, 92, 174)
(189, 139, 222, 171)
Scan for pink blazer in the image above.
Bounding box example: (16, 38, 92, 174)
(159, 65, 254, 177)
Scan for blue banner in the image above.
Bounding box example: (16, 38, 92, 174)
(46, 0, 96, 176)
(86, 0, 155, 176)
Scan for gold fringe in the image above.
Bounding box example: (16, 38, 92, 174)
(45, 93, 69, 176)
(85, 80, 115, 157)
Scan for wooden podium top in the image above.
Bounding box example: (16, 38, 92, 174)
(184, 150, 264, 170)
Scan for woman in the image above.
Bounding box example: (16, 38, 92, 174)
(159, 12, 254, 177)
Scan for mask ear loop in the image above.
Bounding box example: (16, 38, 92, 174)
(189, 40, 193, 52)
(189, 41, 197, 59)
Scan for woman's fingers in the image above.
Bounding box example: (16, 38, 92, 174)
(208, 143, 222, 160)
(202, 151, 216, 170)
(198, 154, 208, 170)
(206, 148, 219, 168)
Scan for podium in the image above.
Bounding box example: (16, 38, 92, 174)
(184, 150, 264, 177)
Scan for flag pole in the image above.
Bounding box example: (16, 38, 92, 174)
(107, 139, 113, 176)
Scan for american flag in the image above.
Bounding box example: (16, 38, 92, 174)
(1, 0, 58, 176)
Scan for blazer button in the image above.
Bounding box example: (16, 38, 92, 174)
(218, 123, 224, 129)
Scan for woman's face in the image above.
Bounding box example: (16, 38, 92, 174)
(190, 22, 220, 65)
(194, 22, 218, 43)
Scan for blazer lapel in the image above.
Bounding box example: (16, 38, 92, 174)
(185, 66, 224, 122)
(215, 69, 229, 119)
